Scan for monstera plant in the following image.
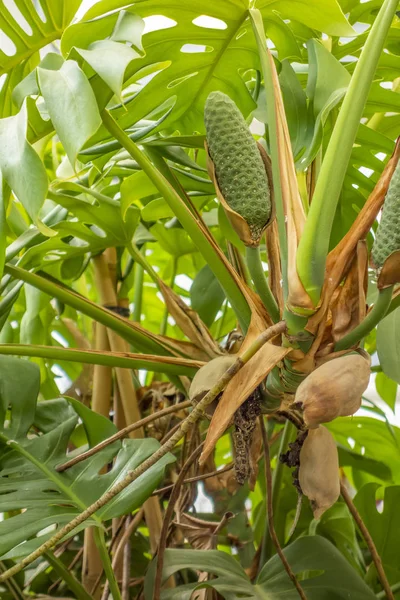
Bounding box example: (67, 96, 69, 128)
(0, 0, 399, 598)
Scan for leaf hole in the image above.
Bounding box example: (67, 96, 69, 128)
(0, 29, 17, 56)
(180, 44, 213, 53)
(236, 29, 247, 40)
(61, 236, 90, 248)
(84, 223, 106, 238)
(192, 15, 227, 30)
(31, 0, 47, 23)
(143, 15, 177, 34)
(167, 72, 199, 89)
(4, 0, 33, 35)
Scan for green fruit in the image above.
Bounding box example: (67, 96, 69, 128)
(204, 91, 271, 240)
(372, 161, 400, 268)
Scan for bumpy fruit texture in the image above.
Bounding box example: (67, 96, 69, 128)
(372, 161, 400, 268)
(204, 91, 271, 240)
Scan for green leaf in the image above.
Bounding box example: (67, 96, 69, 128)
(0, 356, 175, 559)
(376, 371, 398, 411)
(37, 60, 102, 167)
(328, 417, 400, 483)
(75, 40, 142, 102)
(0, 0, 81, 78)
(377, 308, 400, 384)
(355, 483, 400, 584)
(150, 223, 196, 257)
(296, 0, 399, 304)
(0, 101, 48, 221)
(12, 53, 65, 109)
(313, 503, 364, 572)
(257, 0, 355, 36)
(148, 536, 375, 599)
(190, 263, 225, 326)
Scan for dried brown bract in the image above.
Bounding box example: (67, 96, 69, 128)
(294, 352, 371, 428)
(298, 426, 340, 519)
(189, 355, 236, 418)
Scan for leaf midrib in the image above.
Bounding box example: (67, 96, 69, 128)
(0, 432, 102, 523)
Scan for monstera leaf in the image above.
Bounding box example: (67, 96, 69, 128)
(66, 0, 352, 138)
(144, 536, 376, 599)
(0, 356, 174, 559)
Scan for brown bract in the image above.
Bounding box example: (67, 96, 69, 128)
(294, 352, 371, 428)
(376, 250, 400, 289)
(189, 355, 237, 418)
(205, 141, 273, 247)
(299, 426, 340, 519)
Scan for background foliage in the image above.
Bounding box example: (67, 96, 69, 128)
(0, 0, 399, 598)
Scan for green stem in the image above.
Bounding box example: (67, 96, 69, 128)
(215, 300, 228, 340)
(128, 241, 159, 284)
(133, 249, 145, 324)
(101, 108, 251, 331)
(4, 264, 171, 356)
(296, 0, 399, 305)
(93, 528, 122, 600)
(260, 420, 295, 567)
(377, 581, 400, 599)
(160, 257, 178, 336)
(246, 246, 280, 322)
(335, 286, 393, 351)
(0, 343, 200, 376)
(45, 551, 93, 600)
(386, 289, 400, 316)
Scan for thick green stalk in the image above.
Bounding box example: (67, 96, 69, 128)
(0, 344, 200, 376)
(4, 264, 172, 356)
(249, 9, 288, 299)
(160, 257, 178, 336)
(101, 109, 251, 331)
(93, 528, 122, 600)
(246, 246, 280, 322)
(387, 291, 400, 316)
(133, 250, 145, 324)
(335, 286, 393, 351)
(45, 551, 93, 600)
(296, 0, 399, 305)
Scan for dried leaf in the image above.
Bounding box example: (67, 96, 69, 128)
(307, 139, 400, 333)
(266, 50, 313, 313)
(295, 353, 371, 428)
(331, 241, 368, 342)
(265, 218, 284, 312)
(200, 325, 289, 465)
(299, 426, 340, 519)
(189, 355, 237, 418)
(158, 279, 222, 359)
(377, 250, 400, 289)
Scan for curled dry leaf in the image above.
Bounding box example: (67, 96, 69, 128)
(306, 139, 400, 334)
(158, 279, 222, 359)
(377, 249, 400, 289)
(200, 337, 290, 466)
(294, 352, 371, 428)
(189, 355, 237, 418)
(331, 241, 368, 343)
(299, 426, 340, 519)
